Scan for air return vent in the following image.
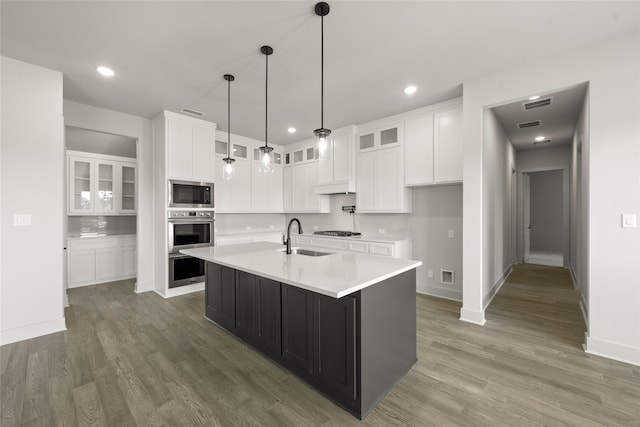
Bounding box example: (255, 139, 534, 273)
(523, 97, 552, 111)
(531, 138, 552, 145)
(180, 107, 206, 117)
(517, 120, 541, 129)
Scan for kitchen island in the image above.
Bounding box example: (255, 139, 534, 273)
(182, 242, 421, 419)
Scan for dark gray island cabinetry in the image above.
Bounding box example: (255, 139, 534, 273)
(203, 260, 417, 419)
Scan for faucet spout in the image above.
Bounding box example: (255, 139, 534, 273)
(285, 218, 303, 254)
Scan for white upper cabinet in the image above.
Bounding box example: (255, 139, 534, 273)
(166, 112, 216, 183)
(357, 123, 402, 152)
(404, 100, 462, 186)
(433, 106, 463, 183)
(315, 125, 357, 194)
(355, 120, 410, 213)
(283, 138, 329, 213)
(215, 133, 284, 213)
(251, 147, 284, 212)
(68, 151, 136, 215)
(356, 147, 410, 213)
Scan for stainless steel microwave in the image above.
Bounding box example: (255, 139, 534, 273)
(168, 180, 214, 208)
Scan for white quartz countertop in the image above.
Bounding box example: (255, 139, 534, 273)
(181, 242, 421, 298)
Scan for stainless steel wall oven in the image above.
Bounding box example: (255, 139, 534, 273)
(167, 210, 214, 288)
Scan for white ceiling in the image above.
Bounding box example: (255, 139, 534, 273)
(2, 1, 638, 145)
(491, 84, 588, 151)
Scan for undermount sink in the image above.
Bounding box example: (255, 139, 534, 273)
(279, 248, 334, 257)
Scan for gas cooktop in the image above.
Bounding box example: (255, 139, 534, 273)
(313, 230, 362, 237)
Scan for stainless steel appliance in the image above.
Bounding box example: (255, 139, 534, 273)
(168, 210, 214, 253)
(168, 253, 205, 288)
(313, 230, 362, 237)
(167, 210, 213, 288)
(168, 180, 214, 208)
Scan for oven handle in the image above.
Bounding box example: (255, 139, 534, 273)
(167, 218, 215, 223)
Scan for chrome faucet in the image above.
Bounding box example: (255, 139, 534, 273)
(284, 218, 303, 254)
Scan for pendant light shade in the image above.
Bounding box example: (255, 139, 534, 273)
(259, 45, 275, 174)
(314, 2, 331, 161)
(222, 74, 236, 180)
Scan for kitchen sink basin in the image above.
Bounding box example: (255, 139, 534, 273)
(279, 248, 334, 257)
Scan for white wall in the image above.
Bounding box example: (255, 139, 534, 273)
(286, 187, 463, 301)
(1, 57, 66, 345)
(480, 108, 516, 310)
(515, 145, 572, 266)
(463, 33, 640, 365)
(63, 100, 154, 293)
(529, 170, 563, 253)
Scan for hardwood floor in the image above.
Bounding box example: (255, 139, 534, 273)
(2, 265, 639, 426)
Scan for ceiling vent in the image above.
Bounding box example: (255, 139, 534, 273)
(517, 120, 541, 129)
(531, 138, 552, 145)
(523, 97, 552, 111)
(180, 107, 206, 118)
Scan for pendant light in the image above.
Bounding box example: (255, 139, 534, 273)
(259, 45, 274, 174)
(222, 74, 236, 180)
(314, 2, 331, 161)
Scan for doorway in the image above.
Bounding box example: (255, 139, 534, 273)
(522, 169, 564, 267)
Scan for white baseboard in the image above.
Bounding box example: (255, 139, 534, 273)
(1, 317, 66, 346)
(483, 265, 512, 310)
(569, 266, 578, 290)
(584, 333, 640, 367)
(416, 282, 462, 301)
(134, 280, 153, 294)
(459, 307, 486, 325)
(154, 282, 204, 299)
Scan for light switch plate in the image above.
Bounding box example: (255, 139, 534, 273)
(14, 214, 31, 226)
(448, 229, 454, 238)
(622, 214, 637, 228)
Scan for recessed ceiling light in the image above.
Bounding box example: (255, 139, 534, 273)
(404, 86, 417, 95)
(287, 127, 296, 134)
(528, 95, 540, 101)
(535, 136, 546, 141)
(96, 66, 115, 77)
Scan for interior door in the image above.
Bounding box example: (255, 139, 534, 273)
(523, 172, 531, 262)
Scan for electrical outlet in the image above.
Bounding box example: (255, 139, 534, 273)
(245, 226, 252, 231)
(448, 229, 454, 238)
(378, 229, 386, 234)
(427, 269, 433, 278)
(313, 225, 319, 230)
(14, 214, 31, 226)
(622, 214, 637, 228)
(269, 225, 274, 230)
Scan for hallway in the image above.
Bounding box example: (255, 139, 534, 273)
(487, 263, 584, 349)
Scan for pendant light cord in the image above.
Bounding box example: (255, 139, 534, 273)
(320, 13, 324, 129)
(227, 77, 231, 158)
(265, 51, 269, 148)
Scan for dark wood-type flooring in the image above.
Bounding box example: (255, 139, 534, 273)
(2, 263, 639, 426)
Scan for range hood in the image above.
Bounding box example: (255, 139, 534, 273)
(313, 180, 356, 195)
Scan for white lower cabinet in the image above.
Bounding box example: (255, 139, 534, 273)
(216, 231, 283, 246)
(292, 235, 411, 259)
(67, 235, 136, 288)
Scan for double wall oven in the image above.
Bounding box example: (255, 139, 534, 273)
(167, 181, 215, 289)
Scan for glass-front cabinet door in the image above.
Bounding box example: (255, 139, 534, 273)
(69, 157, 94, 213)
(120, 164, 136, 213)
(95, 161, 115, 213)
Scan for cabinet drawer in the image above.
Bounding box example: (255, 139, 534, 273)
(347, 241, 369, 253)
(369, 243, 394, 257)
(309, 238, 349, 251)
